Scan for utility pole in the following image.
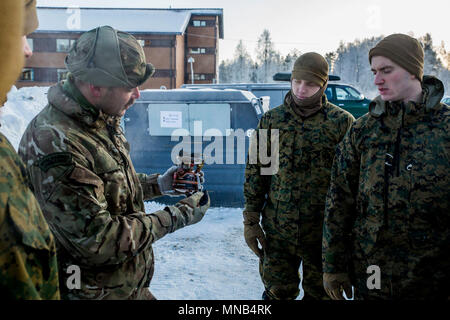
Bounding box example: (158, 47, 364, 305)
(188, 56, 195, 84)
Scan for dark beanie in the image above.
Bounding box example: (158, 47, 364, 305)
(291, 52, 329, 87)
(369, 33, 424, 80)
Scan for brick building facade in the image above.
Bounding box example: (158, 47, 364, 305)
(18, 7, 223, 89)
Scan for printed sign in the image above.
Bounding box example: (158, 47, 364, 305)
(161, 111, 182, 128)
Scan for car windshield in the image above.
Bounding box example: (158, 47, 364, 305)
(336, 86, 363, 100)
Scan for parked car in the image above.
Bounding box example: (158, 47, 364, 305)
(123, 88, 268, 207)
(182, 73, 372, 118)
(442, 96, 450, 105)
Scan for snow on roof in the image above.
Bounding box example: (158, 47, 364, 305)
(35, 7, 224, 37)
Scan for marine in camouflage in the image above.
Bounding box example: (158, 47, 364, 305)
(244, 92, 354, 300)
(18, 79, 208, 300)
(0, 0, 60, 300)
(322, 76, 450, 299)
(0, 133, 60, 299)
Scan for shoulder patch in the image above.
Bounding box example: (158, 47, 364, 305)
(37, 152, 73, 172)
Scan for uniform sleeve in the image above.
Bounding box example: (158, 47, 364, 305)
(339, 112, 355, 142)
(136, 172, 162, 200)
(0, 138, 60, 300)
(0, 194, 60, 300)
(322, 124, 360, 273)
(345, 114, 356, 137)
(243, 116, 272, 213)
(29, 152, 197, 268)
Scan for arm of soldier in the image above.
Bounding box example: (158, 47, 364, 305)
(136, 172, 163, 200)
(322, 126, 360, 274)
(35, 160, 155, 267)
(137, 165, 182, 200)
(36, 155, 208, 267)
(0, 194, 60, 300)
(243, 116, 272, 213)
(150, 191, 210, 242)
(339, 111, 355, 143)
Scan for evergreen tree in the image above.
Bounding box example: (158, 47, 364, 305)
(325, 51, 337, 73)
(232, 40, 253, 82)
(256, 29, 279, 82)
(419, 33, 441, 76)
(218, 32, 448, 96)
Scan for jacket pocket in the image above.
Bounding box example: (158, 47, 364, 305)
(309, 166, 331, 205)
(352, 214, 382, 260)
(308, 144, 334, 205)
(269, 173, 292, 203)
(69, 163, 105, 199)
(7, 197, 52, 252)
(266, 180, 299, 240)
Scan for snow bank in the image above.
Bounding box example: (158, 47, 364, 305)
(146, 201, 271, 300)
(0, 86, 49, 150)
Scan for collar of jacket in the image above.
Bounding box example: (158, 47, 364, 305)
(368, 75, 445, 118)
(62, 76, 99, 119)
(285, 90, 329, 122)
(48, 81, 110, 129)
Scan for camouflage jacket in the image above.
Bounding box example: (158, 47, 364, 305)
(244, 93, 354, 243)
(322, 76, 450, 279)
(0, 133, 60, 299)
(19, 82, 202, 299)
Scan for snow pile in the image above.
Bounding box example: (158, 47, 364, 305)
(146, 201, 268, 300)
(0, 86, 49, 150)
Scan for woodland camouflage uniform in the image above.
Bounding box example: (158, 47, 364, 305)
(244, 89, 354, 299)
(322, 76, 450, 299)
(18, 26, 209, 300)
(0, 0, 60, 300)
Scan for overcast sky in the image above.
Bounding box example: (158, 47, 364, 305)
(37, 0, 450, 62)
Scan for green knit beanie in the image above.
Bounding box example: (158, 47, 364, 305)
(291, 52, 329, 87)
(369, 33, 424, 80)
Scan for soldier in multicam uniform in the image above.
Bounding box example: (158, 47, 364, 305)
(243, 52, 355, 300)
(322, 33, 450, 300)
(0, 0, 60, 299)
(18, 26, 210, 300)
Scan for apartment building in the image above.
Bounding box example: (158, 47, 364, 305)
(18, 7, 224, 89)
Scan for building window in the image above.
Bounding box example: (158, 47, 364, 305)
(192, 20, 206, 27)
(21, 68, 34, 81)
(193, 74, 206, 80)
(57, 69, 69, 82)
(189, 48, 206, 54)
(56, 39, 76, 52)
(26, 38, 33, 51)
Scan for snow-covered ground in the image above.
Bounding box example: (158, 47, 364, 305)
(1, 85, 305, 300)
(0, 86, 50, 150)
(146, 201, 267, 300)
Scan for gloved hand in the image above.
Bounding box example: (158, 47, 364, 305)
(323, 272, 352, 300)
(177, 191, 210, 225)
(243, 211, 267, 259)
(157, 166, 180, 196)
